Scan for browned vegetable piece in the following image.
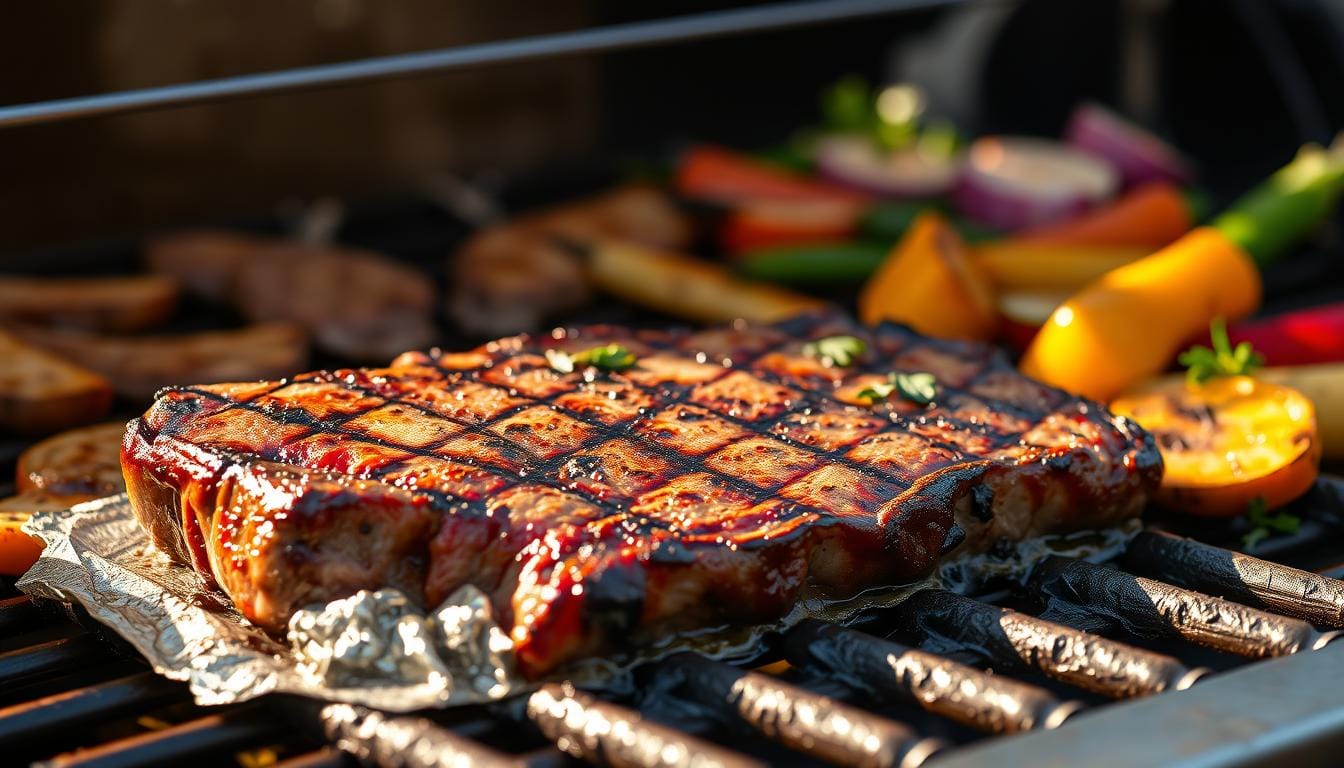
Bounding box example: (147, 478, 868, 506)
(15, 323, 308, 402)
(450, 185, 695, 335)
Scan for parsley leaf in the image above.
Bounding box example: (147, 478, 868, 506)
(803, 336, 867, 368)
(1179, 317, 1264, 385)
(857, 371, 938, 405)
(1241, 496, 1301, 550)
(894, 372, 938, 405)
(546, 344, 636, 374)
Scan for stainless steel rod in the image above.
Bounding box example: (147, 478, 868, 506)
(0, 0, 965, 130)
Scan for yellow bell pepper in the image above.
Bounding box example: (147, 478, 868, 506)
(1020, 227, 1260, 401)
(972, 243, 1149, 293)
(859, 212, 997, 341)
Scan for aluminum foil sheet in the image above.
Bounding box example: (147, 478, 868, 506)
(17, 495, 1137, 712)
(17, 495, 521, 711)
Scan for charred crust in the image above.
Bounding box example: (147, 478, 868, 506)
(940, 523, 967, 554)
(584, 561, 647, 636)
(970, 484, 995, 522)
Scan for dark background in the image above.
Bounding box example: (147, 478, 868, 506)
(2, 0, 1344, 253)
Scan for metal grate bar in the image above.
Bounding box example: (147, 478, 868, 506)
(38, 707, 276, 768)
(275, 748, 350, 768)
(658, 652, 944, 768)
(527, 682, 763, 768)
(933, 641, 1344, 768)
(887, 589, 1208, 699)
(1125, 530, 1344, 628)
(0, 671, 184, 746)
(0, 635, 112, 688)
(1029, 556, 1342, 658)
(0, 0, 964, 130)
(783, 619, 1082, 734)
(318, 703, 519, 768)
(0, 595, 54, 638)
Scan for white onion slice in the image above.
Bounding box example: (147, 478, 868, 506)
(813, 134, 960, 199)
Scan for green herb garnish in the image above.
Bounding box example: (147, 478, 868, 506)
(1179, 317, 1264, 385)
(856, 371, 938, 405)
(546, 344, 637, 374)
(1242, 496, 1301, 550)
(803, 336, 867, 368)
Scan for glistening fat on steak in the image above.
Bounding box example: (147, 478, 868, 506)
(122, 313, 1160, 677)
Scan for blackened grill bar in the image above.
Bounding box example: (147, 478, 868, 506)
(656, 653, 945, 768)
(0, 672, 184, 746)
(317, 703, 521, 768)
(8, 521, 1344, 765)
(782, 620, 1082, 734)
(1125, 529, 1344, 628)
(885, 589, 1210, 699)
(526, 683, 763, 768)
(1028, 556, 1344, 658)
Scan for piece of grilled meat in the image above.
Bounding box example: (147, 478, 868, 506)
(123, 313, 1160, 677)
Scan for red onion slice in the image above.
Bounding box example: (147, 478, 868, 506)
(954, 136, 1119, 231)
(1065, 102, 1194, 188)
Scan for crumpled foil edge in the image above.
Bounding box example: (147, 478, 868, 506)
(17, 495, 518, 711)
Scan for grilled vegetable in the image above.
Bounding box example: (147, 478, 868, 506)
(0, 493, 83, 575)
(813, 134, 960, 198)
(953, 137, 1119, 231)
(676, 146, 867, 206)
(1012, 182, 1197, 249)
(859, 212, 997, 340)
(1020, 139, 1344, 400)
(1110, 375, 1320, 517)
(0, 330, 113, 435)
(1221, 303, 1344, 367)
(1064, 103, 1194, 188)
(736, 242, 888, 286)
(583, 238, 824, 324)
(1258, 363, 1344, 460)
(972, 243, 1148, 292)
(719, 200, 863, 253)
(0, 511, 44, 575)
(0, 274, 178, 332)
(997, 290, 1069, 353)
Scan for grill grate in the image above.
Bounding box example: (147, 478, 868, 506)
(7, 518, 1344, 767)
(4, 182, 1344, 766)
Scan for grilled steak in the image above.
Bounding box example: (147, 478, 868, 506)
(122, 313, 1160, 677)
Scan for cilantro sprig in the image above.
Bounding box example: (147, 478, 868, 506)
(803, 336, 867, 368)
(1242, 496, 1301, 550)
(1179, 317, 1263, 385)
(546, 344, 636, 374)
(856, 371, 938, 406)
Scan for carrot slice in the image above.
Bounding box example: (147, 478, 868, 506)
(1014, 181, 1194, 249)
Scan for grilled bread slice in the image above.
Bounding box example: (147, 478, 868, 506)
(0, 275, 177, 332)
(0, 330, 113, 435)
(14, 323, 308, 403)
(17, 422, 127, 497)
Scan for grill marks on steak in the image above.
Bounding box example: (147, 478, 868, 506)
(122, 313, 1161, 676)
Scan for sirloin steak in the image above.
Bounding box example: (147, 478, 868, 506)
(123, 313, 1161, 676)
